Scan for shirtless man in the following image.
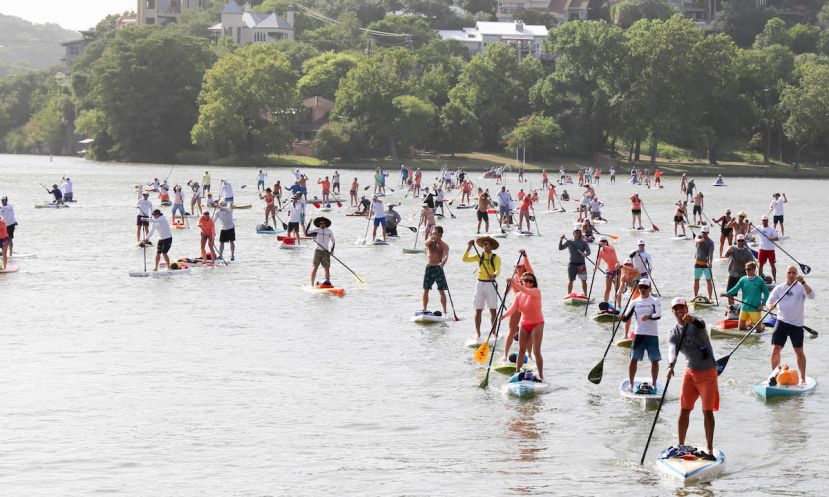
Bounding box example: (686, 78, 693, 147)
(350, 178, 359, 207)
(692, 192, 705, 225)
(476, 190, 492, 234)
(422, 226, 449, 314)
(421, 202, 435, 240)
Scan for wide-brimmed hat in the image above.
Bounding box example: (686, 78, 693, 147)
(313, 217, 331, 228)
(476, 236, 499, 250)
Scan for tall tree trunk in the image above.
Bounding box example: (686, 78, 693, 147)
(634, 138, 641, 162)
(649, 136, 657, 168)
(764, 121, 771, 163)
(778, 125, 783, 162)
(388, 137, 398, 162)
(627, 140, 633, 161)
(794, 143, 801, 170)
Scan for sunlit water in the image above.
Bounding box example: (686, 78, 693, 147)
(0, 155, 825, 496)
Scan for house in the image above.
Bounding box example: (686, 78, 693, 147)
(60, 30, 95, 75)
(208, 1, 295, 44)
(137, 0, 212, 26)
(292, 96, 334, 156)
(116, 12, 139, 29)
(496, 0, 589, 23)
(437, 21, 549, 58)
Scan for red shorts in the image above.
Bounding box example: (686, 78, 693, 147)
(521, 321, 544, 334)
(680, 367, 719, 411)
(758, 249, 776, 265)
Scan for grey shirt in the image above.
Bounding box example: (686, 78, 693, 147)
(668, 318, 716, 371)
(694, 237, 714, 265)
(559, 238, 590, 264)
(726, 246, 753, 278)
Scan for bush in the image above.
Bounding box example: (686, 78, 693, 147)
(312, 121, 371, 161)
(174, 149, 211, 165)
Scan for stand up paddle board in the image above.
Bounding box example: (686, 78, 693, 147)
(671, 235, 691, 240)
(0, 263, 20, 274)
(411, 311, 451, 323)
(9, 253, 36, 259)
(34, 203, 69, 209)
(232, 203, 252, 209)
(657, 447, 725, 485)
(592, 312, 620, 323)
(689, 299, 716, 311)
(709, 320, 762, 340)
(304, 284, 345, 296)
(493, 354, 532, 375)
(402, 248, 425, 254)
(279, 242, 304, 250)
(619, 378, 666, 410)
(504, 372, 550, 398)
(464, 336, 496, 349)
(754, 376, 816, 399)
(371, 239, 389, 246)
(562, 294, 591, 306)
(129, 268, 191, 278)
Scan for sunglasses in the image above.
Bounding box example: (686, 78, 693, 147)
(637, 285, 650, 289)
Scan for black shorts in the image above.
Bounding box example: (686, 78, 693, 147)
(157, 237, 172, 254)
(726, 275, 743, 292)
(568, 263, 587, 281)
(773, 215, 784, 224)
(693, 206, 702, 215)
(673, 215, 684, 223)
(288, 222, 299, 231)
(220, 228, 236, 243)
(436, 200, 444, 207)
(7, 223, 15, 239)
(772, 320, 804, 349)
(721, 228, 733, 236)
(387, 226, 398, 236)
(477, 210, 489, 222)
(136, 215, 149, 227)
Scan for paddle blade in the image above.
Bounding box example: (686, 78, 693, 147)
(473, 342, 490, 364)
(479, 370, 491, 389)
(313, 203, 321, 208)
(801, 264, 811, 275)
(715, 355, 729, 376)
(804, 325, 818, 337)
(337, 201, 342, 208)
(354, 274, 366, 284)
(587, 359, 604, 384)
(651, 224, 660, 232)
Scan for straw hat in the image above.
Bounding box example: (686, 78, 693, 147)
(313, 217, 331, 228)
(476, 236, 499, 250)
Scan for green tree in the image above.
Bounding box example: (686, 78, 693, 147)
(0, 71, 51, 151)
(367, 15, 436, 49)
(312, 120, 372, 161)
(302, 12, 364, 52)
(533, 20, 625, 155)
(713, 0, 773, 48)
(788, 23, 820, 54)
(80, 27, 215, 162)
(298, 52, 364, 99)
(612, 0, 676, 29)
(458, 0, 497, 15)
(438, 100, 480, 156)
(780, 61, 829, 167)
(270, 40, 321, 73)
(509, 8, 559, 27)
(502, 114, 562, 159)
(754, 18, 791, 49)
(192, 43, 300, 159)
(23, 84, 73, 155)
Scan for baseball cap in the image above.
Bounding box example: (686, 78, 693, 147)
(638, 278, 652, 288)
(762, 215, 768, 220)
(573, 227, 582, 232)
(637, 239, 645, 245)
(736, 234, 745, 241)
(599, 236, 608, 243)
(671, 297, 688, 308)
(1, 196, 7, 200)
(701, 226, 710, 233)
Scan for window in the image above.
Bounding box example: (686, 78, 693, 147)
(146, 0, 155, 9)
(146, 17, 156, 24)
(237, 27, 241, 44)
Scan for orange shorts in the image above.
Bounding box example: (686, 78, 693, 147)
(680, 367, 719, 411)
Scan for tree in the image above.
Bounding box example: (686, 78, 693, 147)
(713, 0, 773, 48)
(0, 71, 51, 151)
(298, 52, 364, 99)
(509, 8, 559, 27)
(23, 84, 73, 155)
(367, 15, 436, 49)
(391, 95, 436, 151)
(312, 120, 371, 161)
(80, 27, 215, 162)
(502, 114, 562, 159)
(612, 0, 676, 29)
(438, 100, 480, 156)
(780, 61, 829, 167)
(302, 12, 365, 52)
(191, 43, 300, 159)
(533, 20, 625, 155)
(754, 18, 791, 50)
(788, 23, 820, 54)
(270, 40, 321, 73)
(458, 0, 497, 15)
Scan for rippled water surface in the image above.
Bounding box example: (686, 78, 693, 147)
(0, 155, 826, 496)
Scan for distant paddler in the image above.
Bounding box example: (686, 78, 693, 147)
(476, 190, 492, 234)
(215, 202, 236, 261)
(422, 226, 449, 315)
(135, 192, 152, 243)
(559, 228, 590, 296)
(60, 177, 74, 202)
(462, 236, 501, 340)
(318, 176, 331, 204)
(256, 169, 267, 192)
(385, 204, 401, 237)
(596, 236, 620, 304)
(144, 209, 173, 271)
(260, 187, 277, 227)
(308, 216, 335, 287)
(171, 185, 186, 225)
(0, 196, 17, 257)
(370, 195, 387, 242)
(197, 210, 217, 262)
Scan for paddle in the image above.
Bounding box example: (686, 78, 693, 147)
(479, 253, 524, 389)
(359, 210, 373, 245)
(469, 243, 506, 362)
(406, 215, 424, 253)
(587, 287, 636, 384)
(142, 240, 147, 273)
(439, 266, 460, 321)
(635, 251, 661, 298)
(708, 265, 719, 306)
(749, 222, 811, 274)
(444, 200, 457, 219)
(726, 296, 817, 338)
(640, 314, 691, 465)
(593, 228, 619, 241)
(716, 279, 800, 376)
(530, 203, 542, 236)
(641, 202, 659, 232)
(584, 245, 602, 317)
(553, 189, 567, 212)
(310, 234, 366, 284)
(399, 225, 419, 233)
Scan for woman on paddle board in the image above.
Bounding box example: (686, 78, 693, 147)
(0, 196, 17, 257)
(188, 181, 203, 215)
(197, 211, 216, 262)
(666, 297, 718, 461)
(518, 195, 532, 233)
(630, 194, 642, 230)
(500, 269, 545, 381)
(260, 188, 277, 227)
(712, 209, 734, 258)
(503, 250, 532, 361)
(308, 217, 335, 287)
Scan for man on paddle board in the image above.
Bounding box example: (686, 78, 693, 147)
(256, 170, 267, 192)
(308, 217, 335, 286)
(666, 297, 718, 460)
(0, 196, 17, 257)
(422, 226, 449, 315)
(370, 196, 387, 242)
(220, 180, 234, 206)
(202, 171, 211, 193)
(61, 177, 74, 202)
(462, 237, 501, 339)
(622, 278, 662, 391)
(723, 234, 754, 317)
(215, 203, 236, 261)
(766, 266, 815, 384)
(318, 176, 331, 204)
(692, 226, 715, 303)
(135, 192, 152, 243)
(145, 209, 173, 271)
(722, 261, 768, 331)
(48, 184, 64, 205)
(559, 228, 590, 296)
(197, 210, 217, 262)
(769, 193, 787, 236)
(753, 216, 779, 282)
(332, 171, 341, 195)
(385, 204, 401, 236)
(284, 194, 304, 243)
(630, 240, 653, 281)
(476, 191, 492, 234)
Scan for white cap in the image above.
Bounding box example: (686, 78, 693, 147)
(701, 226, 710, 233)
(623, 258, 633, 265)
(573, 227, 582, 232)
(638, 278, 652, 287)
(736, 234, 745, 241)
(637, 239, 645, 245)
(671, 297, 688, 308)
(599, 236, 608, 243)
(762, 215, 769, 220)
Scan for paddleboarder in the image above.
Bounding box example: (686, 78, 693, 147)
(630, 193, 643, 230)
(197, 211, 216, 262)
(220, 179, 234, 206)
(61, 177, 74, 202)
(284, 193, 304, 243)
(188, 181, 203, 215)
(753, 216, 779, 282)
(666, 297, 718, 461)
(622, 278, 662, 392)
(692, 192, 704, 225)
(202, 170, 211, 193)
(135, 192, 152, 243)
(596, 237, 620, 304)
(370, 195, 386, 242)
(673, 201, 688, 237)
(0, 196, 17, 257)
(500, 270, 545, 381)
(332, 170, 341, 195)
(630, 239, 653, 280)
(421, 202, 435, 241)
(559, 228, 590, 296)
(546, 184, 557, 210)
(769, 193, 787, 236)
(256, 169, 267, 192)
(692, 226, 715, 303)
(723, 234, 754, 317)
(318, 176, 331, 204)
(350, 178, 359, 207)
(308, 217, 335, 286)
(260, 188, 277, 227)
(171, 186, 186, 225)
(0, 214, 8, 269)
(476, 191, 492, 234)
(48, 184, 64, 205)
(722, 261, 769, 331)
(215, 203, 236, 261)
(462, 237, 501, 339)
(503, 250, 532, 360)
(422, 226, 449, 315)
(385, 204, 401, 237)
(518, 195, 532, 233)
(766, 266, 815, 385)
(145, 209, 173, 272)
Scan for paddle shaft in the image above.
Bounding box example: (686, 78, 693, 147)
(438, 266, 460, 321)
(640, 319, 690, 465)
(636, 251, 661, 297)
(530, 203, 541, 236)
(142, 242, 147, 272)
(641, 203, 659, 231)
(480, 255, 523, 388)
(728, 296, 817, 337)
(588, 285, 635, 384)
(584, 245, 602, 316)
(749, 222, 810, 274)
(311, 237, 365, 284)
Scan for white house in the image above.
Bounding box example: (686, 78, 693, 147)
(208, 1, 295, 44)
(137, 0, 212, 26)
(437, 21, 549, 58)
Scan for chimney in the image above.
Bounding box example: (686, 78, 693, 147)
(515, 20, 524, 31)
(244, 0, 251, 12)
(287, 4, 295, 28)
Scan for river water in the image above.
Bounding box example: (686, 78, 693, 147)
(0, 155, 825, 496)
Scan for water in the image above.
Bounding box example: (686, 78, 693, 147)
(0, 155, 826, 496)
